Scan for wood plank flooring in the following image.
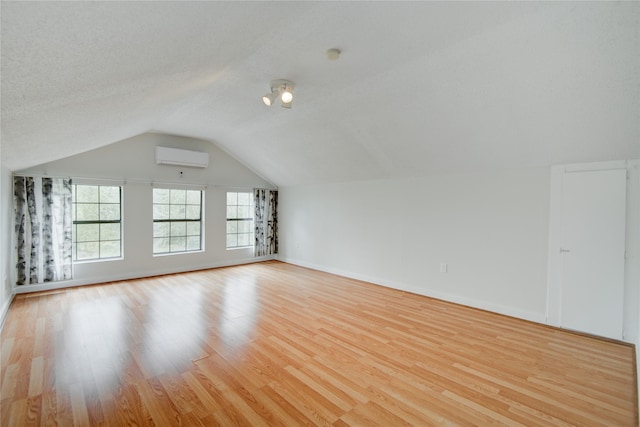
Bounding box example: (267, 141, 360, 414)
(1, 261, 637, 426)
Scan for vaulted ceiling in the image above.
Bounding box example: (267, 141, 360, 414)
(1, 1, 638, 187)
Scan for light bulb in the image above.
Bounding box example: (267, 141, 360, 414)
(281, 90, 293, 104)
(263, 92, 278, 106)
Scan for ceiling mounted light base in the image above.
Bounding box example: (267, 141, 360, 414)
(262, 79, 295, 108)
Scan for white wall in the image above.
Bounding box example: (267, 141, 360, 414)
(0, 163, 14, 326)
(20, 132, 272, 188)
(13, 133, 275, 292)
(279, 163, 640, 341)
(278, 168, 551, 322)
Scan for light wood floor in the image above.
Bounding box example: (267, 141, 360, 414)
(1, 261, 637, 426)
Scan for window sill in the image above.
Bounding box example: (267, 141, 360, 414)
(152, 249, 204, 258)
(73, 256, 124, 265)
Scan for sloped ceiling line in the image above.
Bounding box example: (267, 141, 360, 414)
(1, 1, 638, 187)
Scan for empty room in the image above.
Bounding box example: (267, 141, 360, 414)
(1, 1, 639, 426)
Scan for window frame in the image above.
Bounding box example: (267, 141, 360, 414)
(72, 183, 123, 263)
(226, 191, 254, 249)
(152, 187, 204, 255)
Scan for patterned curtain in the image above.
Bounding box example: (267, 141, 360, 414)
(267, 190, 278, 255)
(254, 189, 278, 256)
(14, 176, 73, 285)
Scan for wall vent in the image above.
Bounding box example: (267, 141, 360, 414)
(155, 147, 209, 168)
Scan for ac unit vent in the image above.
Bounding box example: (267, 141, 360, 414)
(155, 147, 209, 168)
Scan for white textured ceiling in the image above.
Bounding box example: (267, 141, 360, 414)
(2, 1, 639, 186)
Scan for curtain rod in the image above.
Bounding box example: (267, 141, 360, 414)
(11, 173, 277, 190)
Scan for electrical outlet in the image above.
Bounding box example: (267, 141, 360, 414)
(440, 263, 447, 273)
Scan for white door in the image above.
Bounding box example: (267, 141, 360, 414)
(560, 169, 626, 340)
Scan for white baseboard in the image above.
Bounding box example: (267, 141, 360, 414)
(636, 343, 640, 418)
(0, 293, 15, 331)
(13, 255, 276, 294)
(277, 256, 546, 324)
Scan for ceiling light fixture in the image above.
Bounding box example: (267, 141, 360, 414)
(262, 79, 295, 109)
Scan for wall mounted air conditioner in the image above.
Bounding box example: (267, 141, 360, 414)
(155, 147, 210, 168)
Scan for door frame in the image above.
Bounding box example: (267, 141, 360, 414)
(546, 160, 630, 336)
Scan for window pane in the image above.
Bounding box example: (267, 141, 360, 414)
(185, 205, 200, 220)
(154, 238, 170, 254)
(186, 221, 201, 236)
(153, 222, 170, 238)
(100, 223, 120, 240)
(100, 241, 121, 258)
(76, 185, 98, 203)
(238, 233, 250, 247)
(73, 184, 122, 262)
(100, 204, 120, 221)
(186, 236, 201, 251)
(239, 220, 253, 233)
(226, 191, 254, 249)
(238, 192, 250, 205)
(170, 236, 186, 252)
(100, 187, 120, 203)
(72, 224, 77, 243)
(170, 204, 186, 219)
(170, 189, 186, 204)
(238, 206, 250, 218)
(153, 204, 170, 220)
(170, 221, 186, 236)
(153, 188, 170, 204)
(76, 224, 99, 242)
(76, 203, 99, 221)
(154, 189, 202, 255)
(76, 242, 99, 260)
(186, 190, 201, 205)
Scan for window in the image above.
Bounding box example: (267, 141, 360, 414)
(72, 185, 122, 261)
(226, 192, 254, 248)
(153, 188, 203, 254)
